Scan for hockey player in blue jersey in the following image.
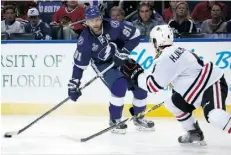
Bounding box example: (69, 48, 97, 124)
(68, 7, 154, 134)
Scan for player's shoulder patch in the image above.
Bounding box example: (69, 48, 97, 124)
(77, 35, 84, 45)
(110, 20, 120, 28)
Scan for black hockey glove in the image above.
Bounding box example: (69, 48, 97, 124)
(68, 79, 82, 101)
(113, 47, 130, 67)
(120, 59, 144, 86)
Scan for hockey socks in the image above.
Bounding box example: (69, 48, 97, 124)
(208, 109, 231, 134)
(132, 98, 146, 116)
(109, 100, 124, 119)
(176, 112, 196, 131)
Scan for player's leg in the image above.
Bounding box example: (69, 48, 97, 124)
(109, 77, 128, 134)
(165, 91, 206, 145)
(92, 62, 127, 134)
(131, 87, 155, 131)
(201, 76, 231, 134)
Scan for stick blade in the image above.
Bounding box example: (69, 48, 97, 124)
(60, 135, 82, 143)
(80, 138, 89, 143)
(4, 131, 19, 138)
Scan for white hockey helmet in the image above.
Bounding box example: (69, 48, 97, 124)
(150, 25, 174, 58)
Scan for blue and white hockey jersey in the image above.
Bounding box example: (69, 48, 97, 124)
(73, 19, 141, 70)
(25, 21, 52, 40)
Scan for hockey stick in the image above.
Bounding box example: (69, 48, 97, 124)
(79, 102, 164, 142)
(3, 62, 115, 138)
(129, 102, 164, 119)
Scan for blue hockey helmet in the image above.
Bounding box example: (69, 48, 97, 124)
(85, 6, 101, 19)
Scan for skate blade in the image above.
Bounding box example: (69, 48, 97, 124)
(110, 128, 126, 134)
(179, 140, 207, 146)
(135, 126, 155, 131)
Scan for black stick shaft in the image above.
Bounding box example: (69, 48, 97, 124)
(81, 118, 129, 142)
(80, 102, 164, 142)
(18, 97, 70, 134)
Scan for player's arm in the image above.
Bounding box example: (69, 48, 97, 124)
(112, 21, 141, 66)
(138, 65, 166, 93)
(139, 55, 177, 93)
(118, 22, 141, 52)
(68, 36, 92, 101)
(121, 55, 173, 93)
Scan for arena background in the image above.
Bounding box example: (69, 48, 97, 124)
(1, 39, 231, 117)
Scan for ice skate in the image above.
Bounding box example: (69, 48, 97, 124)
(178, 121, 207, 146)
(133, 117, 155, 131)
(109, 119, 127, 134)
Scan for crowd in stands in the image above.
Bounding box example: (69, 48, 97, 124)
(1, 0, 231, 40)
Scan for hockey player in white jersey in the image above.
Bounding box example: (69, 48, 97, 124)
(120, 25, 231, 145)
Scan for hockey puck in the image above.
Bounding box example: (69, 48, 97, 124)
(4, 133, 12, 138)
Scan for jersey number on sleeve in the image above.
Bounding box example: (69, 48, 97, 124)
(123, 26, 132, 37)
(74, 50, 82, 62)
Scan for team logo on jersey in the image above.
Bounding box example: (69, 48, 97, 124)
(98, 35, 105, 44)
(77, 36, 84, 45)
(98, 44, 115, 61)
(110, 20, 120, 28)
(92, 43, 99, 51)
(105, 34, 111, 40)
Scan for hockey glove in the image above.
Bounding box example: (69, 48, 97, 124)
(68, 79, 82, 101)
(113, 47, 130, 67)
(120, 59, 144, 86)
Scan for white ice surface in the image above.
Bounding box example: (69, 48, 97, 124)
(1, 116, 231, 155)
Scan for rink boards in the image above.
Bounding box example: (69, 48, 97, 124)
(1, 39, 231, 116)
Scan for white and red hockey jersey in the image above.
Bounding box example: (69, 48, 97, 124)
(138, 45, 224, 108)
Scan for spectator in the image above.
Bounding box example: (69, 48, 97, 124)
(227, 20, 231, 33)
(25, 8, 52, 40)
(201, 4, 227, 34)
(132, 2, 164, 39)
(110, 6, 133, 26)
(191, 1, 228, 22)
(1, 5, 25, 34)
(131, 1, 165, 24)
(163, 0, 180, 23)
(143, 1, 164, 22)
(2, 1, 37, 20)
(51, 0, 85, 39)
(168, 2, 196, 35)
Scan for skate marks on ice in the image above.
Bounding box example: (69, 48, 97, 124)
(1, 116, 231, 155)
